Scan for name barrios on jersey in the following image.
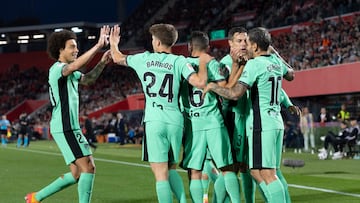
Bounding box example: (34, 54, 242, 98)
(147, 60, 173, 70)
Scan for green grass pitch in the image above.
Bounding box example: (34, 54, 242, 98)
(0, 140, 359, 202)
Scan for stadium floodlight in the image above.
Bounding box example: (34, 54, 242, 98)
(33, 34, 45, 39)
(71, 27, 83, 33)
(0, 40, 7, 45)
(54, 28, 63, 32)
(1, 34, 5, 38)
(18, 35, 30, 40)
(17, 39, 29, 44)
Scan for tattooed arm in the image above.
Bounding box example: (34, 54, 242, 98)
(203, 82, 248, 100)
(80, 50, 112, 85)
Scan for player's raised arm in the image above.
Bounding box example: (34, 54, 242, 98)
(80, 50, 112, 85)
(110, 25, 128, 66)
(226, 48, 247, 88)
(187, 52, 210, 89)
(62, 25, 110, 77)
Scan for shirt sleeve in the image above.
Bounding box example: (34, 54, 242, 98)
(239, 59, 257, 88)
(126, 52, 149, 71)
(280, 88, 293, 108)
(178, 55, 196, 80)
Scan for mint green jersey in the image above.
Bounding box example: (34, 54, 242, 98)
(126, 51, 195, 126)
(239, 54, 288, 131)
(48, 62, 82, 133)
(220, 54, 247, 116)
(181, 57, 226, 131)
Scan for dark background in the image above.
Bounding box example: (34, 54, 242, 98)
(0, 0, 143, 27)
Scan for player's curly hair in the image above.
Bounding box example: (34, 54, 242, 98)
(149, 23, 178, 47)
(47, 30, 77, 61)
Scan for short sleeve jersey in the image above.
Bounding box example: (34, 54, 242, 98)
(48, 62, 82, 133)
(126, 51, 195, 126)
(239, 54, 288, 131)
(181, 58, 225, 131)
(220, 54, 247, 116)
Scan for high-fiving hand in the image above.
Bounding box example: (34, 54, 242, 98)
(109, 25, 121, 47)
(97, 25, 110, 48)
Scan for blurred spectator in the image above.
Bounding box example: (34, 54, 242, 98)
(337, 103, 350, 122)
(318, 120, 354, 159)
(83, 114, 97, 150)
(318, 107, 331, 126)
(134, 125, 144, 145)
(16, 113, 30, 147)
(283, 121, 302, 153)
(346, 117, 359, 158)
(127, 126, 135, 144)
(115, 112, 126, 145)
(300, 107, 315, 154)
(0, 115, 11, 146)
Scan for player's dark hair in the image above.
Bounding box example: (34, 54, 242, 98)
(47, 29, 77, 61)
(228, 27, 247, 39)
(149, 23, 178, 47)
(189, 31, 209, 51)
(247, 27, 271, 51)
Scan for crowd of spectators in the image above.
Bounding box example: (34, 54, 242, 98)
(0, 64, 48, 115)
(271, 16, 360, 70)
(80, 65, 142, 115)
(216, 0, 360, 30)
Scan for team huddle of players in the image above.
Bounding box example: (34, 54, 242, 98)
(25, 24, 299, 203)
(109, 24, 299, 203)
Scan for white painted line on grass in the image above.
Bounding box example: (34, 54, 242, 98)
(288, 184, 360, 198)
(7, 147, 360, 198)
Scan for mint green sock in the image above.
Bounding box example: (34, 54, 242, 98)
(168, 169, 186, 203)
(258, 181, 271, 202)
(240, 172, 256, 203)
(35, 172, 76, 201)
(78, 173, 95, 203)
(267, 179, 285, 203)
(201, 177, 210, 194)
(156, 180, 172, 203)
(190, 179, 203, 203)
(277, 170, 291, 203)
(214, 173, 226, 202)
(224, 172, 241, 203)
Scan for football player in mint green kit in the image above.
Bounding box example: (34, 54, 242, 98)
(180, 31, 240, 203)
(220, 27, 256, 203)
(221, 28, 299, 203)
(203, 27, 295, 203)
(25, 26, 112, 203)
(109, 24, 208, 203)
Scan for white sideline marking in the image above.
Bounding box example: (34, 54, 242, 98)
(288, 184, 360, 198)
(7, 147, 360, 198)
